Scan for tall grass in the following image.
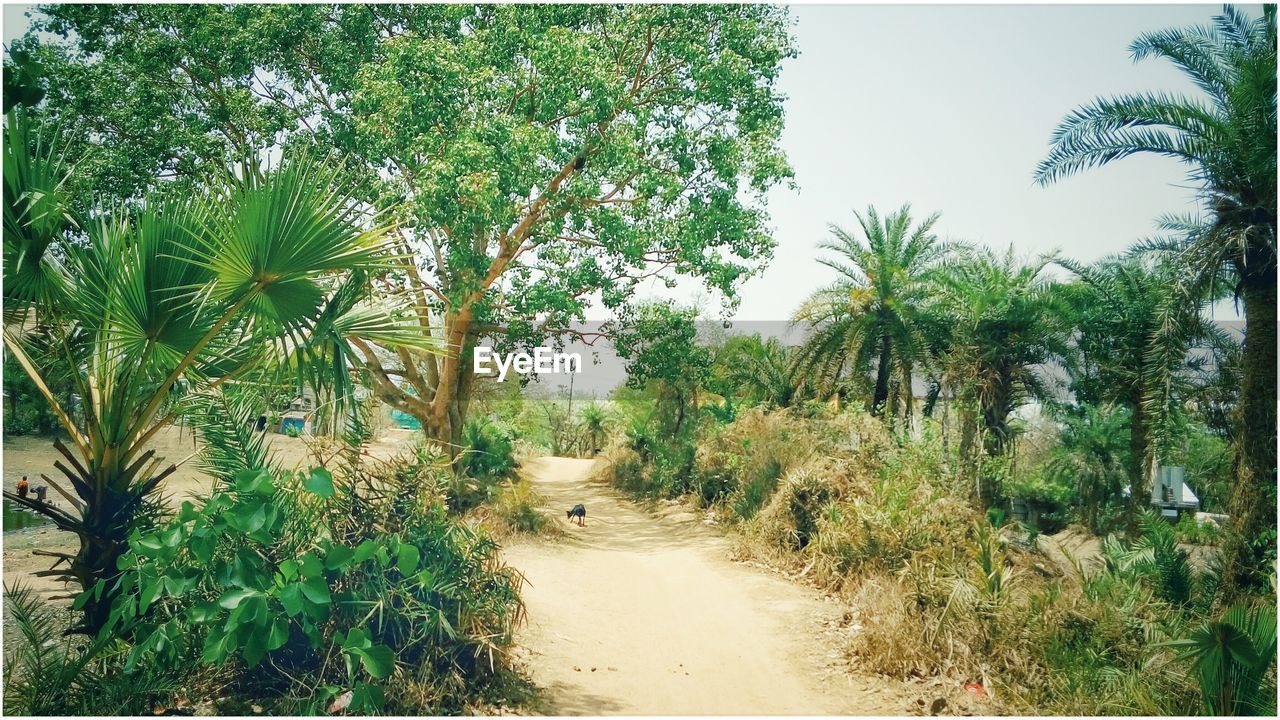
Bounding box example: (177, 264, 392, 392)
(593, 405, 1276, 715)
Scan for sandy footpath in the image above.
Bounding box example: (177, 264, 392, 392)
(505, 456, 904, 715)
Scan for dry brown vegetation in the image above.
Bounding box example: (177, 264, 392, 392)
(593, 406, 1256, 714)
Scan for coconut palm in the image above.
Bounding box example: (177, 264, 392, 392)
(1035, 5, 1276, 589)
(1, 112, 432, 633)
(932, 246, 1069, 507)
(792, 205, 947, 418)
(1058, 255, 1233, 524)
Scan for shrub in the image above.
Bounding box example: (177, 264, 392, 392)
(2, 585, 182, 715)
(488, 479, 549, 535)
(459, 419, 518, 483)
(103, 465, 526, 714)
(750, 465, 834, 551)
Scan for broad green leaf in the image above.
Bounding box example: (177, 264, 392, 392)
(267, 617, 290, 651)
(325, 544, 355, 571)
(304, 467, 335, 498)
(300, 576, 332, 605)
(397, 544, 420, 575)
(353, 539, 380, 563)
(356, 644, 395, 679)
(280, 583, 305, 617)
(217, 588, 257, 610)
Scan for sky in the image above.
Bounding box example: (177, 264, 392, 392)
(716, 3, 1240, 321)
(2, 2, 1247, 327)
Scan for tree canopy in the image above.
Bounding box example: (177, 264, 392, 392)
(14, 3, 797, 448)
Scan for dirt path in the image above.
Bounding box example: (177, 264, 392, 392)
(505, 457, 903, 716)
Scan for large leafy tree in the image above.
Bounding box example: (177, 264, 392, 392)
(792, 205, 946, 418)
(1, 111, 423, 633)
(14, 4, 795, 453)
(1035, 5, 1276, 590)
(1058, 255, 1231, 525)
(932, 246, 1068, 507)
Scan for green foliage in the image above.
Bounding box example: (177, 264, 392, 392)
(103, 465, 526, 714)
(490, 480, 549, 536)
(1037, 3, 1277, 594)
(1042, 404, 1132, 533)
(1100, 512, 1197, 609)
(792, 204, 947, 416)
(709, 334, 800, 410)
(2, 584, 181, 715)
(1170, 602, 1277, 716)
(2, 110, 430, 633)
(17, 4, 797, 443)
(459, 419, 518, 484)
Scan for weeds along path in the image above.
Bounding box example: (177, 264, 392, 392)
(504, 456, 900, 716)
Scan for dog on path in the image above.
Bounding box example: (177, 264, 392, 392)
(566, 503, 586, 527)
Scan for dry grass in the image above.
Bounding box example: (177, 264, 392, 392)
(593, 406, 1213, 715)
(469, 479, 562, 541)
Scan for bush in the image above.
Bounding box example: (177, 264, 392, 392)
(103, 465, 526, 714)
(459, 419, 518, 483)
(488, 479, 549, 536)
(2, 585, 182, 715)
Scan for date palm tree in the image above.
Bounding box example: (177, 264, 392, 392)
(2, 111, 431, 633)
(716, 335, 800, 409)
(1058, 255, 1232, 526)
(932, 246, 1069, 507)
(1035, 5, 1276, 590)
(792, 205, 947, 418)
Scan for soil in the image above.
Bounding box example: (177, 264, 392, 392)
(504, 456, 912, 715)
(3, 438, 924, 715)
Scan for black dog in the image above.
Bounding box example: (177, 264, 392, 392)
(566, 503, 586, 527)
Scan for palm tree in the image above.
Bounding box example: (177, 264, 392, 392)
(1170, 601, 1277, 715)
(1035, 5, 1276, 590)
(578, 402, 611, 456)
(1047, 404, 1131, 534)
(932, 246, 1068, 507)
(1058, 255, 1232, 525)
(792, 205, 947, 418)
(1, 112, 430, 633)
(715, 334, 800, 409)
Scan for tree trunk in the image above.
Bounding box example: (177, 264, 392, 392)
(1220, 268, 1277, 594)
(871, 334, 891, 416)
(1127, 398, 1151, 532)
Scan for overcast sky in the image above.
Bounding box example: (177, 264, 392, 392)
(3, 3, 1247, 323)
(719, 2, 1242, 321)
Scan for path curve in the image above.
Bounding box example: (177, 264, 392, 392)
(504, 456, 899, 716)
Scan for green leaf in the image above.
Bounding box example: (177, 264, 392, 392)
(299, 552, 323, 577)
(353, 539, 380, 563)
(303, 467, 335, 498)
(342, 627, 369, 649)
(234, 468, 274, 495)
(356, 644, 396, 679)
(396, 543, 420, 575)
(217, 588, 257, 610)
(267, 617, 290, 651)
(325, 544, 355, 571)
(242, 628, 268, 667)
(300, 576, 331, 605)
(188, 601, 220, 624)
(139, 580, 162, 613)
(280, 583, 305, 617)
